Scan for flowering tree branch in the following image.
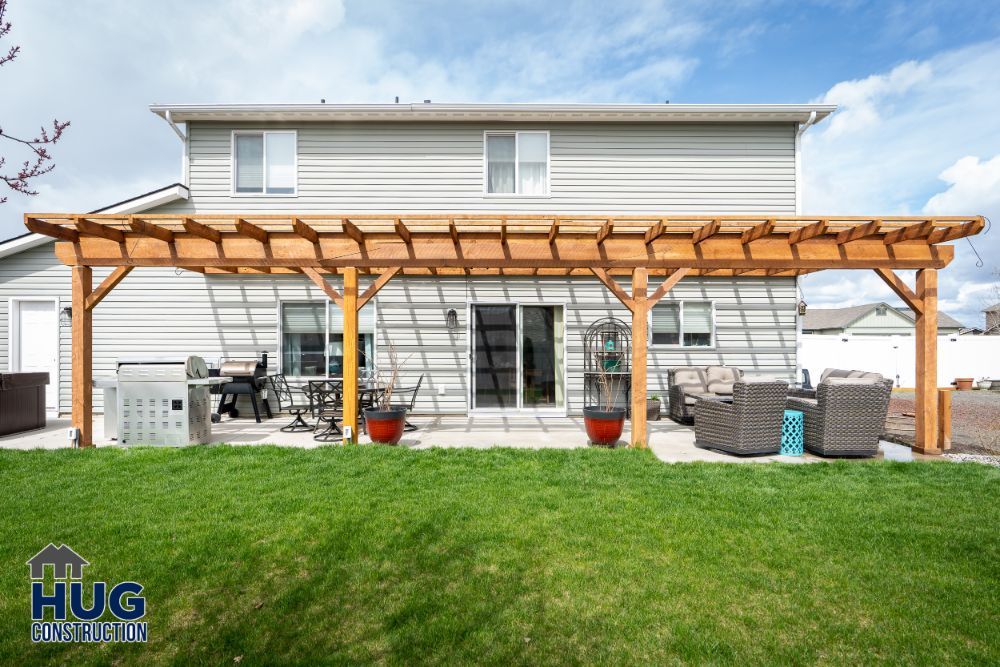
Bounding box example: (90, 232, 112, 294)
(0, 0, 70, 204)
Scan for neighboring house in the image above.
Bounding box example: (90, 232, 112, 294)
(802, 302, 964, 336)
(1, 102, 835, 417)
(985, 303, 1000, 334)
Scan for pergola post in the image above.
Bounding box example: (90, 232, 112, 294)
(71, 266, 93, 448)
(630, 268, 649, 448)
(342, 267, 359, 444)
(914, 268, 940, 454)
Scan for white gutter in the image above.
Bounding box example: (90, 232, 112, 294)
(793, 110, 818, 386)
(160, 110, 189, 187)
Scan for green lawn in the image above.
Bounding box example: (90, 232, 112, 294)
(1, 447, 997, 665)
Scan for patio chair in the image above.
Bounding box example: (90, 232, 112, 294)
(786, 376, 893, 457)
(667, 366, 743, 423)
(268, 374, 315, 432)
(308, 380, 343, 442)
(693, 380, 788, 455)
(390, 373, 425, 431)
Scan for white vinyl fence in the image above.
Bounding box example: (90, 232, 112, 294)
(799, 335, 1000, 388)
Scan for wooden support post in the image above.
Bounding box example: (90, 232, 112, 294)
(914, 268, 940, 454)
(342, 267, 359, 444)
(938, 388, 952, 451)
(71, 266, 93, 448)
(630, 267, 648, 449)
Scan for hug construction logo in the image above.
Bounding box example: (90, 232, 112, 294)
(27, 544, 147, 644)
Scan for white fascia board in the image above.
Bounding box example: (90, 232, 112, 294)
(0, 233, 54, 259)
(151, 103, 837, 125)
(93, 183, 188, 214)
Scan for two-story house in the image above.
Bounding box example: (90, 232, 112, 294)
(3, 102, 835, 421)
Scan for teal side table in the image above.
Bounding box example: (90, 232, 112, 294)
(781, 409, 804, 456)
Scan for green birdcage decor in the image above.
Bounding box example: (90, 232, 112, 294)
(583, 317, 632, 414)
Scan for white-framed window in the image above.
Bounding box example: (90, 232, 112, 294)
(279, 301, 376, 378)
(232, 130, 297, 196)
(484, 131, 549, 195)
(651, 301, 715, 347)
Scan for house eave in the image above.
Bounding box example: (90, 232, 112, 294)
(150, 103, 837, 125)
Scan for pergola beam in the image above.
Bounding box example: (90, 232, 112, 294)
(589, 268, 634, 311)
(342, 218, 365, 244)
(26, 217, 80, 242)
(129, 217, 174, 243)
(788, 219, 827, 244)
(836, 220, 881, 245)
(692, 219, 721, 244)
(303, 267, 344, 307)
(648, 267, 690, 308)
(741, 219, 774, 245)
(926, 218, 984, 244)
(644, 220, 666, 245)
(76, 217, 124, 243)
(548, 219, 559, 245)
(236, 218, 270, 245)
(85, 266, 134, 311)
(358, 266, 402, 309)
(596, 220, 613, 245)
(874, 268, 923, 314)
(292, 218, 319, 244)
(883, 220, 935, 245)
(183, 218, 222, 243)
(394, 218, 412, 244)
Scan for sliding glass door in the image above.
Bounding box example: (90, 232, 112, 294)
(472, 304, 565, 412)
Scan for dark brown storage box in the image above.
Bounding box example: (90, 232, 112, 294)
(0, 372, 49, 436)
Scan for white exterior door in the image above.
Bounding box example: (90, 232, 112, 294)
(11, 299, 59, 410)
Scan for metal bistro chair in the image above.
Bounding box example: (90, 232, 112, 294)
(309, 380, 343, 442)
(390, 373, 425, 431)
(268, 375, 315, 432)
(357, 385, 386, 435)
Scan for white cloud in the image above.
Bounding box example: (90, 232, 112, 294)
(801, 40, 1000, 328)
(924, 155, 1000, 216)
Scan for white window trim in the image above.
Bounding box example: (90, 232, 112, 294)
(482, 130, 551, 198)
(276, 297, 378, 380)
(231, 129, 298, 198)
(649, 300, 717, 350)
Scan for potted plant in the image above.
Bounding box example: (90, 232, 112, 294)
(978, 377, 992, 390)
(954, 377, 974, 391)
(646, 394, 662, 421)
(583, 363, 626, 446)
(364, 345, 408, 445)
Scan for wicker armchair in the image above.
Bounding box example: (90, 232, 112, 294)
(786, 377, 893, 457)
(667, 366, 743, 423)
(693, 381, 789, 455)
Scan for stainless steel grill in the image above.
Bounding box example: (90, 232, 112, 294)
(117, 356, 228, 446)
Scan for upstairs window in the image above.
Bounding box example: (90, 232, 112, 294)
(485, 131, 549, 195)
(651, 301, 714, 347)
(233, 131, 297, 195)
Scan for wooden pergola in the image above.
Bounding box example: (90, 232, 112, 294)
(25, 212, 984, 453)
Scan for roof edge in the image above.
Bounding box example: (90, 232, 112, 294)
(150, 102, 837, 124)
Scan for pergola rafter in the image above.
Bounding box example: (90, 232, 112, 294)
(24, 212, 985, 452)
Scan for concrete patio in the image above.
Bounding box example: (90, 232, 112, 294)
(1, 414, 921, 463)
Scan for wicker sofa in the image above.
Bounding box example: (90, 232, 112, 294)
(786, 368, 893, 457)
(693, 380, 789, 455)
(667, 366, 743, 423)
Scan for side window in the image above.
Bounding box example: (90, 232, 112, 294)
(233, 131, 297, 195)
(651, 301, 714, 347)
(485, 131, 549, 195)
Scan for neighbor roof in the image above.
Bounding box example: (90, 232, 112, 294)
(985, 302, 1000, 313)
(803, 302, 964, 330)
(150, 103, 836, 124)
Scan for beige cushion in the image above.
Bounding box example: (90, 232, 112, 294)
(672, 368, 707, 393)
(705, 366, 740, 384)
(825, 377, 879, 386)
(820, 368, 851, 382)
(707, 381, 734, 395)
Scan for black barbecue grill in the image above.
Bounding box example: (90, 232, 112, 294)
(210, 352, 273, 423)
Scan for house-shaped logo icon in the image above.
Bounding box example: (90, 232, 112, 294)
(26, 544, 89, 580)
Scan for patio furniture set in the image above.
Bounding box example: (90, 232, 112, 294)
(667, 366, 893, 457)
(267, 374, 424, 441)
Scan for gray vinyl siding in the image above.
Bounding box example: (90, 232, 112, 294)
(151, 121, 797, 214)
(1, 244, 796, 416)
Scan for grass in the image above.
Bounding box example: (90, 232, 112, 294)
(0, 446, 997, 665)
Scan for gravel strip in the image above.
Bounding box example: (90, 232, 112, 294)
(944, 453, 1000, 468)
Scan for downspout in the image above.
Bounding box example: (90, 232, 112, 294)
(793, 111, 817, 385)
(161, 110, 189, 187)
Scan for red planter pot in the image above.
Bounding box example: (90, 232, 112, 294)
(583, 407, 626, 446)
(364, 408, 407, 444)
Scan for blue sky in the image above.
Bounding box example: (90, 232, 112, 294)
(1, 0, 998, 325)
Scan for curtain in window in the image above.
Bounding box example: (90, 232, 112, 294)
(235, 134, 264, 193)
(651, 303, 680, 345)
(487, 135, 515, 193)
(281, 303, 325, 376)
(265, 133, 296, 194)
(327, 303, 375, 333)
(517, 132, 547, 195)
(683, 302, 713, 346)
